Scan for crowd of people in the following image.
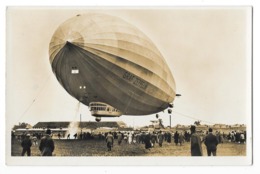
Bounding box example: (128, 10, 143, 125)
(14, 126, 246, 156)
(19, 129, 55, 156)
(99, 127, 246, 154)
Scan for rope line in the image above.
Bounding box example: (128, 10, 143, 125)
(17, 74, 51, 122)
(172, 110, 215, 125)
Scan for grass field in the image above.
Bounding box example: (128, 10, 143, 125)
(11, 138, 246, 157)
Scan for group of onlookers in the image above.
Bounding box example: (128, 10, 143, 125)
(227, 130, 246, 144)
(16, 126, 246, 156)
(19, 129, 55, 156)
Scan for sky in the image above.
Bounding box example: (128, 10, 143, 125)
(6, 7, 252, 129)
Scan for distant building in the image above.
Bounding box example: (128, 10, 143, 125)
(13, 121, 128, 136)
(33, 121, 127, 130)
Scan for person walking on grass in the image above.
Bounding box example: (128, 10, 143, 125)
(151, 132, 157, 147)
(117, 131, 123, 145)
(144, 132, 152, 150)
(106, 132, 114, 151)
(179, 132, 184, 146)
(190, 125, 203, 156)
(158, 131, 164, 147)
(39, 129, 55, 156)
(204, 128, 219, 156)
(174, 131, 179, 146)
(21, 134, 32, 156)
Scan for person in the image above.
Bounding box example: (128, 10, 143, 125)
(240, 132, 245, 144)
(179, 132, 184, 146)
(117, 132, 123, 145)
(106, 132, 114, 151)
(124, 132, 128, 143)
(166, 132, 172, 143)
(127, 132, 132, 144)
(190, 125, 203, 156)
(151, 132, 157, 147)
(74, 133, 77, 139)
(204, 128, 219, 156)
(39, 129, 55, 156)
(21, 134, 32, 156)
(32, 135, 38, 146)
(174, 131, 179, 146)
(132, 133, 137, 144)
(144, 132, 152, 150)
(67, 133, 70, 139)
(158, 131, 164, 147)
(136, 133, 140, 144)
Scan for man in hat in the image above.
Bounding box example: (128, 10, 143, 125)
(190, 125, 203, 156)
(39, 129, 55, 156)
(158, 131, 164, 147)
(21, 134, 32, 156)
(204, 128, 219, 156)
(144, 132, 152, 150)
(106, 132, 114, 151)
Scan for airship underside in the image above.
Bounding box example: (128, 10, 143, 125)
(49, 13, 176, 118)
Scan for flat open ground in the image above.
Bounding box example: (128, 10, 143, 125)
(11, 138, 246, 156)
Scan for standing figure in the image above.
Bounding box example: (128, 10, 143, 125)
(158, 131, 164, 147)
(204, 128, 219, 156)
(117, 132, 123, 145)
(190, 125, 203, 156)
(128, 132, 132, 144)
(240, 132, 245, 144)
(39, 129, 55, 156)
(179, 132, 184, 146)
(21, 134, 32, 156)
(74, 133, 78, 139)
(174, 131, 179, 145)
(106, 132, 114, 151)
(167, 132, 172, 143)
(151, 132, 157, 147)
(32, 135, 38, 146)
(144, 132, 152, 150)
(136, 133, 140, 144)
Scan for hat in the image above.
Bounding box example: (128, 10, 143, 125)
(46, 129, 51, 135)
(26, 134, 30, 137)
(190, 125, 196, 132)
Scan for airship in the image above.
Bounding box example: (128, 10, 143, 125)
(49, 13, 176, 122)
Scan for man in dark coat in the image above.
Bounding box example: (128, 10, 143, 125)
(150, 132, 157, 147)
(190, 125, 203, 156)
(144, 132, 152, 149)
(39, 129, 55, 156)
(158, 131, 164, 147)
(106, 132, 114, 151)
(117, 131, 123, 145)
(174, 131, 179, 145)
(73, 133, 77, 139)
(204, 128, 219, 156)
(21, 134, 32, 156)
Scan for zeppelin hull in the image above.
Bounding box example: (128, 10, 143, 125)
(49, 13, 176, 116)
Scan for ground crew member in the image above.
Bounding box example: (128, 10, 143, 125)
(21, 134, 32, 156)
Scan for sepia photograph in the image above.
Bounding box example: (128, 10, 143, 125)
(5, 6, 252, 166)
